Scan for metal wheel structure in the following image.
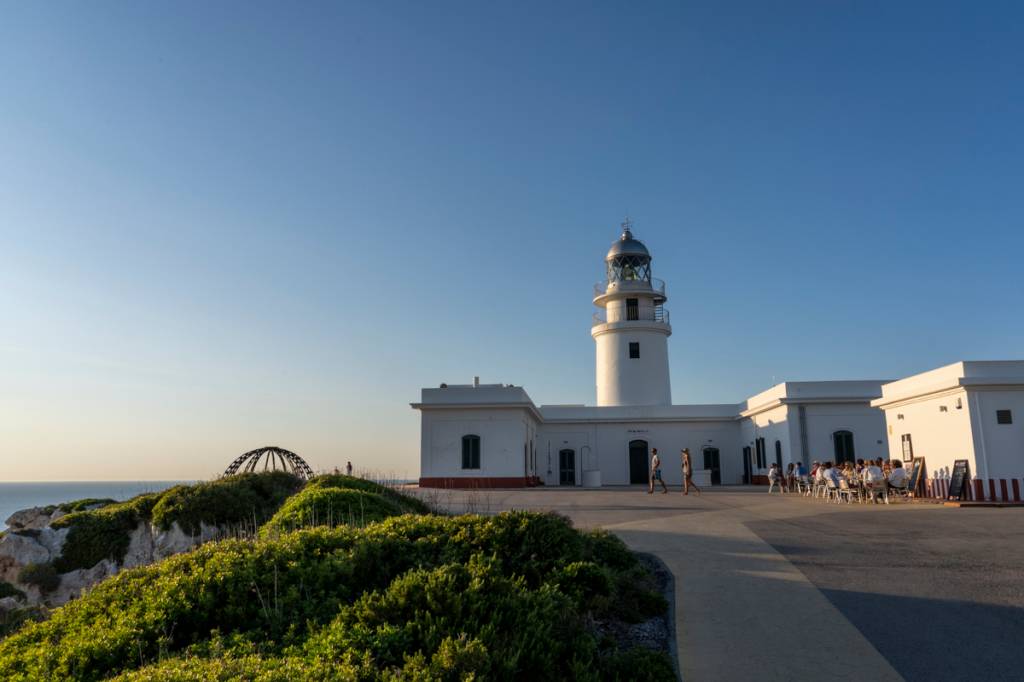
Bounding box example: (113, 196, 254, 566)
(223, 446, 314, 481)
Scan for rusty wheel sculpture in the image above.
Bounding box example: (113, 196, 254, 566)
(223, 446, 314, 481)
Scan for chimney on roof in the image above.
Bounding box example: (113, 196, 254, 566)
(473, 376, 480, 387)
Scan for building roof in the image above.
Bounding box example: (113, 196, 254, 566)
(871, 360, 1024, 408)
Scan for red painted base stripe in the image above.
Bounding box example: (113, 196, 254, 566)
(418, 476, 533, 489)
(1013, 479, 1021, 502)
(1000, 479, 1009, 502)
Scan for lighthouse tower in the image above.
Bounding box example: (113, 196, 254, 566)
(592, 220, 672, 406)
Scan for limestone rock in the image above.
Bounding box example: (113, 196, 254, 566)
(0, 531, 51, 569)
(0, 595, 23, 612)
(122, 522, 154, 568)
(49, 559, 116, 606)
(5, 507, 56, 532)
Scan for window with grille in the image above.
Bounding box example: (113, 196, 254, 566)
(626, 298, 639, 320)
(901, 434, 913, 460)
(461, 435, 481, 469)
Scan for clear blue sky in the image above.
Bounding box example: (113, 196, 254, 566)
(2, 2, 1022, 480)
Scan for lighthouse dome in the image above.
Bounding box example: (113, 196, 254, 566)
(605, 223, 650, 260)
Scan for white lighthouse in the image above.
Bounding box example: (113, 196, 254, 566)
(592, 220, 673, 406)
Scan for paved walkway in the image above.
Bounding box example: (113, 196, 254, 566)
(429, 485, 1024, 682)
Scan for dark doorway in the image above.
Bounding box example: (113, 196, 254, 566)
(742, 446, 752, 484)
(628, 440, 649, 484)
(833, 431, 855, 464)
(703, 447, 721, 485)
(559, 449, 575, 486)
(775, 440, 783, 469)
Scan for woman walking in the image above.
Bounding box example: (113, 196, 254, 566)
(682, 448, 701, 495)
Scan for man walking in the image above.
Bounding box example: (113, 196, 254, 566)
(345, 461, 353, 476)
(649, 448, 668, 494)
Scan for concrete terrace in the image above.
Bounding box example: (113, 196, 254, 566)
(426, 485, 1024, 682)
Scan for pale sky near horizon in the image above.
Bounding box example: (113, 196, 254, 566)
(2, 2, 1022, 481)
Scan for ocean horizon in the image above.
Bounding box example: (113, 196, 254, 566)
(0, 481, 193, 529)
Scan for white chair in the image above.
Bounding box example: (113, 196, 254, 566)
(837, 478, 860, 504)
(824, 478, 841, 503)
(865, 481, 888, 504)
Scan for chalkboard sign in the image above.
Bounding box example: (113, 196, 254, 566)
(947, 459, 971, 501)
(906, 457, 925, 497)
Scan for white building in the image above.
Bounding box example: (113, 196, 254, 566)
(871, 361, 1024, 482)
(412, 223, 1022, 489)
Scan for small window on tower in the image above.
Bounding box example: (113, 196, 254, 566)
(626, 298, 639, 321)
(629, 342, 640, 359)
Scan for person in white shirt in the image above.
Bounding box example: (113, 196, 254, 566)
(648, 448, 668, 494)
(863, 459, 885, 501)
(888, 460, 909, 489)
(767, 463, 784, 494)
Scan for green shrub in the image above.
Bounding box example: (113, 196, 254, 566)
(0, 605, 45, 641)
(152, 471, 302, 534)
(260, 488, 404, 536)
(58, 498, 117, 514)
(51, 493, 162, 573)
(601, 646, 677, 681)
(0, 512, 672, 681)
(306, 474, 431, 514)
(17, 563, 59, 593)
(0, 582, 25, 600)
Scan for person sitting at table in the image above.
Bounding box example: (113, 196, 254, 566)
(821, 461, 842, 487)
(888, 459, 909, 489)
(786, 462, 796, 490)
(794, 461, 807, 480)
(855, 458, 865, 475)
(863, 459, 885, 501)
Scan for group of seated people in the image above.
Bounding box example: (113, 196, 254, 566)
(767, 457, 911, 501)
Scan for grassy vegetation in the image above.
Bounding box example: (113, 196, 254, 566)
(260, 487, 405, 536)
(49, 473, 303, 573)
(51, 493, 163, 573)
(151, 472, 303, 534)
(306, 474, 431, 514)
(0, 512, 673, 681)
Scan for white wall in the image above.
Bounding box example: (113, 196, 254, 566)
(881, 390, 975, 480)
(594, 326, 672, 407)
(539, 420, 742, 486)
(803, 403, 888, 464)
(420, 407, 538, 479)
(971, 390, 1024, 479)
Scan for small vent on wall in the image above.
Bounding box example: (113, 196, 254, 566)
(939, 405, 948, 412)
(897, 414, 905, 420)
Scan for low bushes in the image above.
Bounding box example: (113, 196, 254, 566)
(305, 474, 431, 514)
(49, 473, 303, 573)
(51, 493, 162, 573)
(0, 512, 673, 681)
(151, 471, 303, 534)
(16, 563, 59, 594)
(260, 487, 405, 536)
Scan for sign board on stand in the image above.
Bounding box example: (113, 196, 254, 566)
(906, 457, 925, 498)
(947, 459, 971, 501)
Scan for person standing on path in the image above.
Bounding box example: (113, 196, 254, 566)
(346, 461, 353, 476)
(649, 448, 668, 494)
(681, 448, 701, 495)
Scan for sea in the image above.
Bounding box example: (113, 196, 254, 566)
(0, 481, 193, 530)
